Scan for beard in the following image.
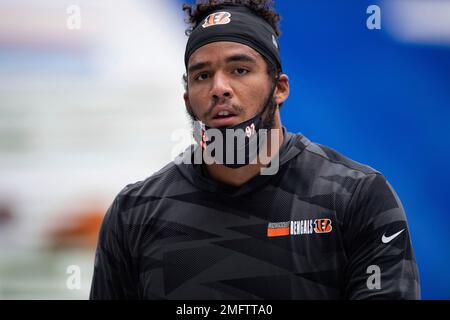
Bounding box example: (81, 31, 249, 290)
(261, 96, 277, 130)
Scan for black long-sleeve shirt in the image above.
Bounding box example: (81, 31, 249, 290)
(90, 128, 420, 299)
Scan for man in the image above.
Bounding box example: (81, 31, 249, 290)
(90, 0, 420, 299)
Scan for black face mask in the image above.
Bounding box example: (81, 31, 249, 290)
(193, 85, 277, 169)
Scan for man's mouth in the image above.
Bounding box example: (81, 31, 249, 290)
(206, 105, 239, 127)
(213, 110, 236, 119)
(209, 112, 239, 127)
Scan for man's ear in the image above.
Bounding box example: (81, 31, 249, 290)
(274, 74, 290, 105)
(184, 92, 191, 112)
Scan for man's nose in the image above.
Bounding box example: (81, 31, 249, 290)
(210, 72, 232, 100)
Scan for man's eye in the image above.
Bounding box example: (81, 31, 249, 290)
(195, 73, 209, 81)
(234, 68, 249, 76)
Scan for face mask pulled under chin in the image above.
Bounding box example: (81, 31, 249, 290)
(193, 112, 268, 169)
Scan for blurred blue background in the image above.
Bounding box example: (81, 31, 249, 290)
(175, 0, 450, 299)
(275, 0, 450, 300)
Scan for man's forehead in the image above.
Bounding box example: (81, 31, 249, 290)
(188, 41, 263, 66)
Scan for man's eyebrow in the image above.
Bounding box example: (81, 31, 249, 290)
(188, 54, 257, 74)
(188, 61, 211, 74)
(225, 54, 257, 64)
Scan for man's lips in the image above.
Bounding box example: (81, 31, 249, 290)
(211, 105, 237, 118)
(207, 105, 239, 127)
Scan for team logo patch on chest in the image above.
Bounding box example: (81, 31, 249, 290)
(267, 219, 333, 237)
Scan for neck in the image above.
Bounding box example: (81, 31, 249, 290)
(204, 111, 284, 187)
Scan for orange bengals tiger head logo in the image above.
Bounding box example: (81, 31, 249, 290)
(314, 219, 332, 233)
(202, 12, 232, 28)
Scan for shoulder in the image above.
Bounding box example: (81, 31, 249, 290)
(304, 140, 379, 177)
(119, 161, 180, 196)
(108, 161, 189, 218)
(306, 141, 396, 200)
(287, 137, 382, 191)
(299, 140, 404, 225)
(305, 142, 395, 200)
(284, 136, 396, 217)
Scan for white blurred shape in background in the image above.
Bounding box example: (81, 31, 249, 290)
(383, 0, 450, 47)
(0, 0, 190, 299)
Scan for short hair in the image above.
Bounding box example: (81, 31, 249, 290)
(182, 0, 281, 37)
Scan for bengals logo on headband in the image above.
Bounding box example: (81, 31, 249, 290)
(314, 219, 332, 233)
(202, 12, 231, 28)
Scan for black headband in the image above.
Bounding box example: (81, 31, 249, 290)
(185, 5, 282, 72)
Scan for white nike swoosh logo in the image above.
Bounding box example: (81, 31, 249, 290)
(382, 229, 405, 244)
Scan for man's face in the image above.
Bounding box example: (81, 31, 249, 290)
(184, 41, 274, 128)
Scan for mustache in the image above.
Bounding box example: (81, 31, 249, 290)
(203, 100, 244, 119)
